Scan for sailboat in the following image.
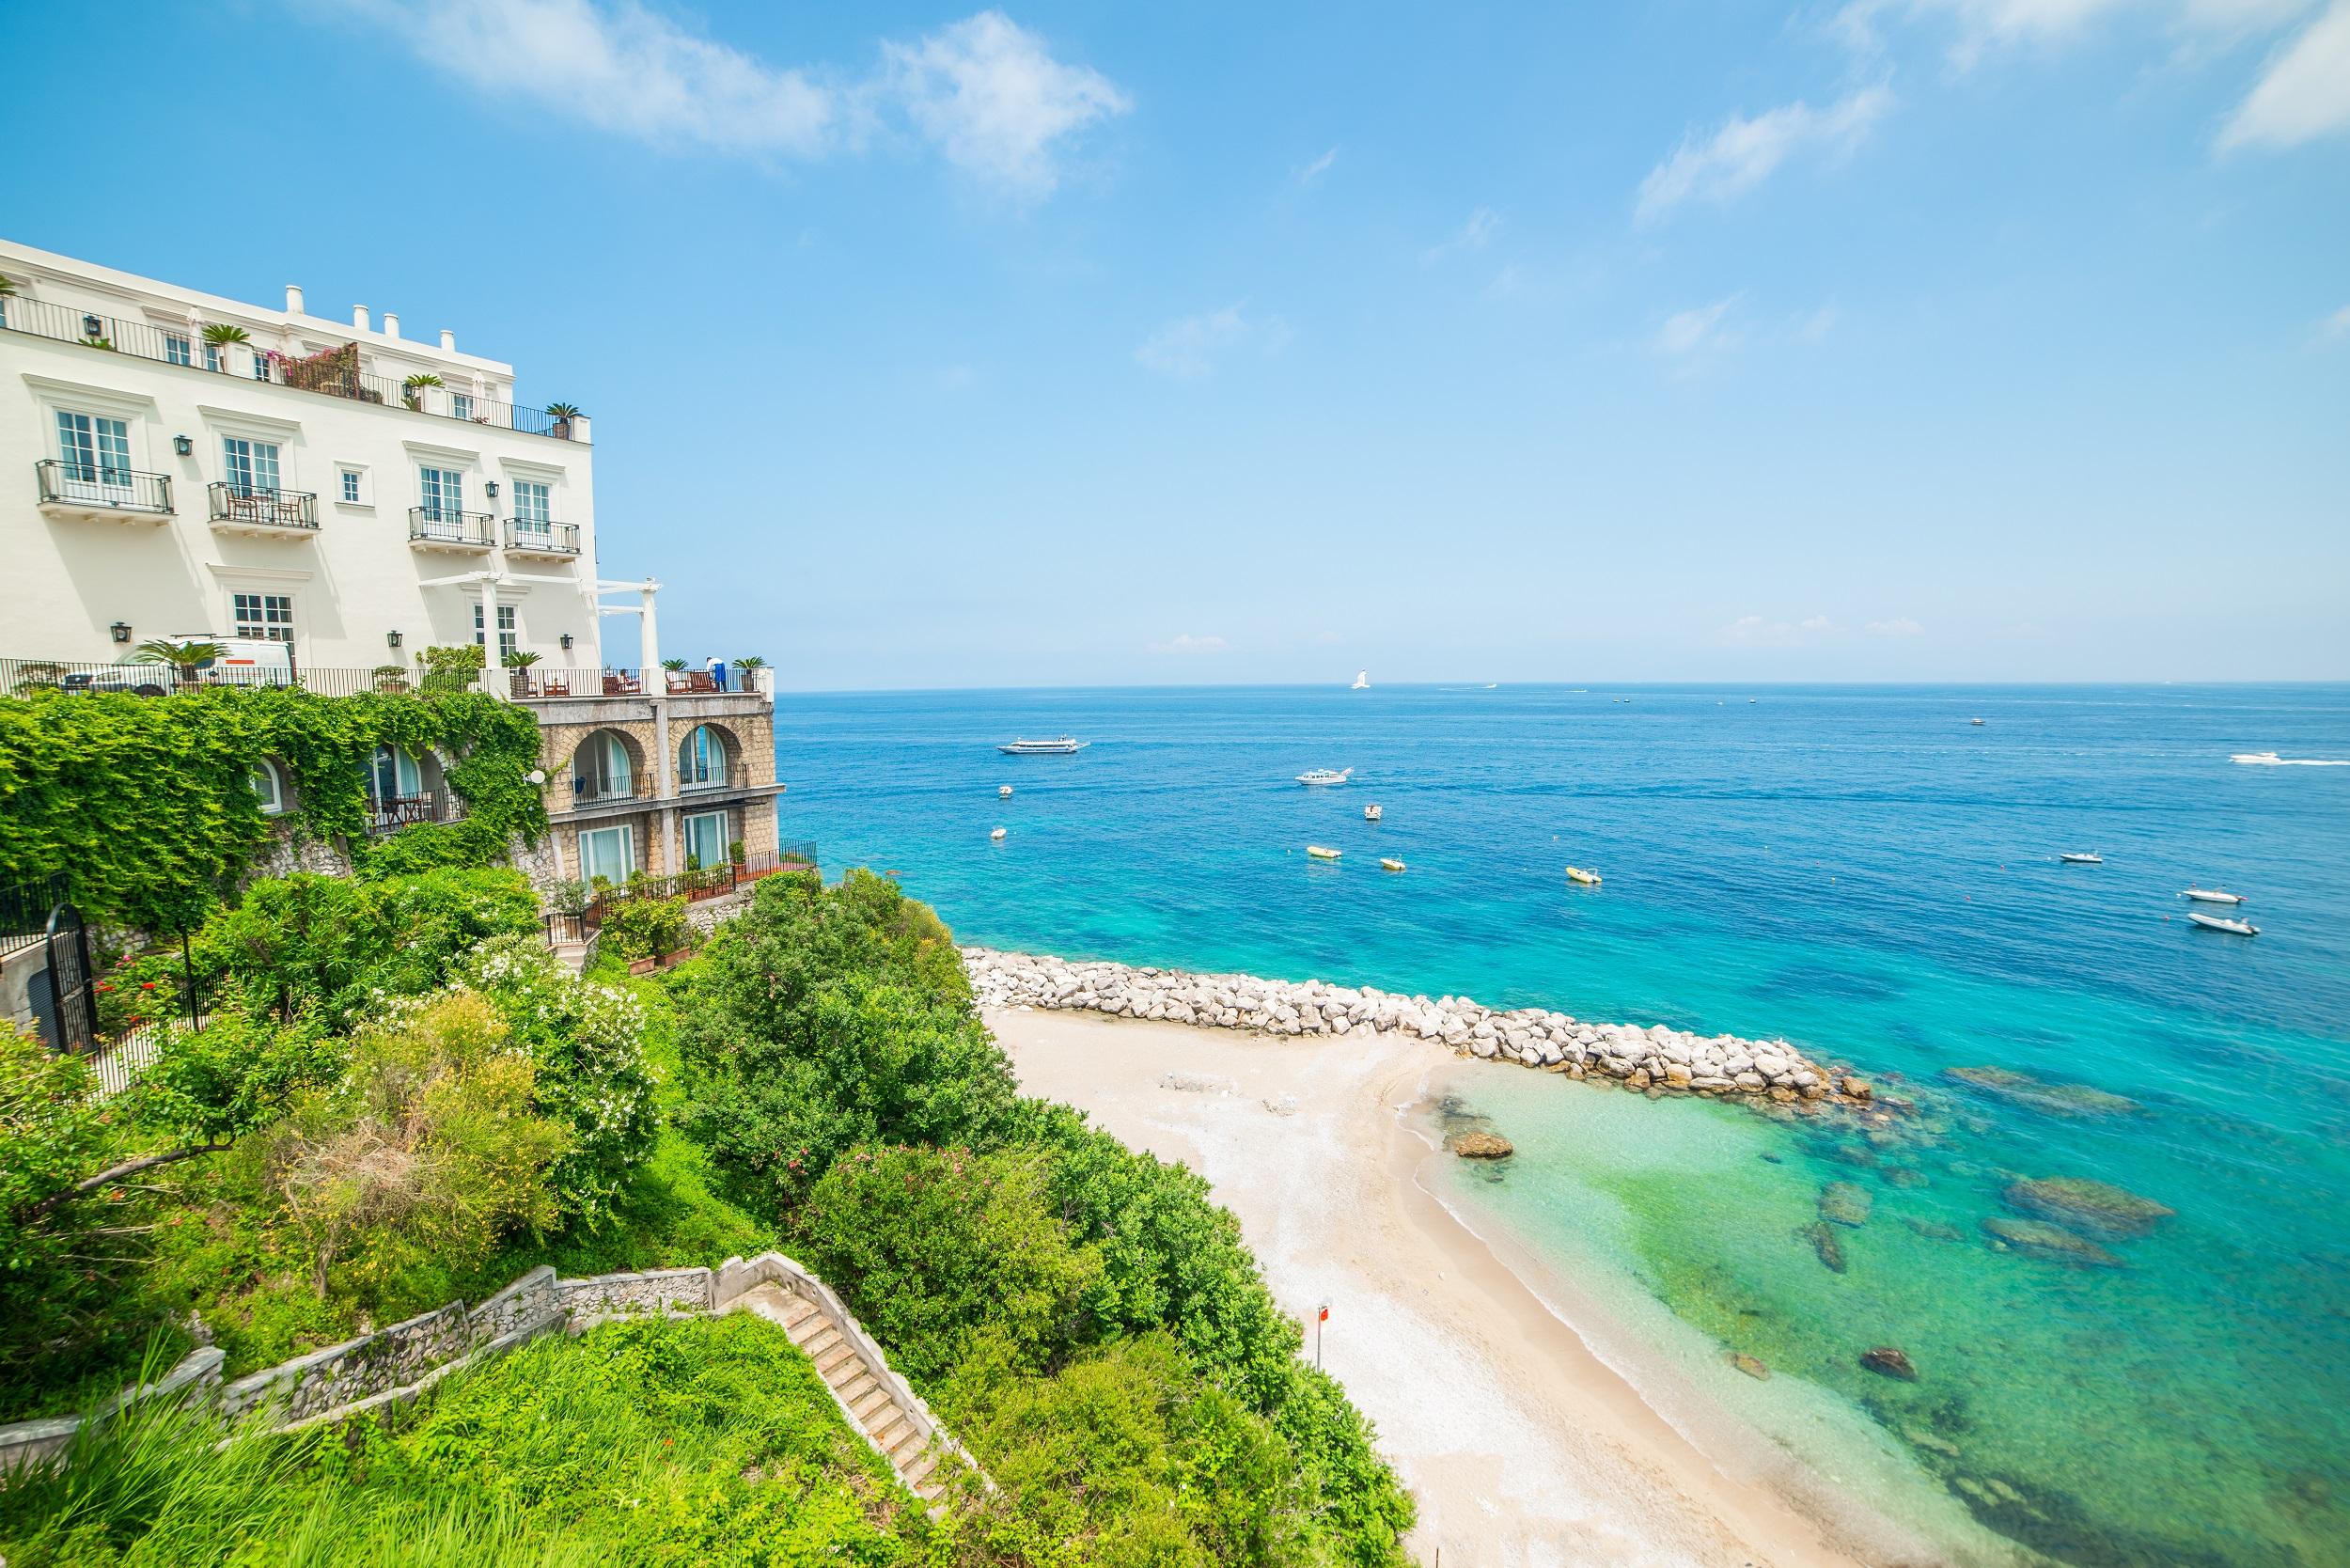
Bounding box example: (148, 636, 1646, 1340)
(1351, 670, 1370, 690)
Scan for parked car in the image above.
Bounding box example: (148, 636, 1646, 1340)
(59, 669, 170, 698)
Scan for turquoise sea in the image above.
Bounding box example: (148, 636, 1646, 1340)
(776, 684, 2350, 1568)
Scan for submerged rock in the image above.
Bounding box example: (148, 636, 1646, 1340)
(1449, 1130, 1514, 1159)
(1802, 1221, 1849, 1275)
(1730, 1353, 1771, 1380)
(1860, 1346, 1918, 1381)
(1945, 1065, 2140, 1118)
(1981, 1216, 2125, 1268)
(2004, 1177, 2175, 1239)
(1903, 1216, 1965, 1243)
(1819, 1181, 1875, 1228)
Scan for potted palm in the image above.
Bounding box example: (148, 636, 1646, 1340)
(401, 372, 444, 413)
(545, 401, 582, 440)
(200, 322, 250, 374)
(504, 647, 542, 697)
(133, 637, 223, 687)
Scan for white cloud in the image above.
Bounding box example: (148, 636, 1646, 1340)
(1297, 146, 1340, 185)
(1153, 634, 1230, 654)
(1802, 615, 1837, 631)
(2321, 304, 2350, 338)
(1134, 303, 1290, 379)
(1423, 206, 1501, 263)
(1792, 304, 1842, 341)
(1836, 0, 2321, 66)
(2218, 1, 2350, 149)
(1657, 294, 1744, 353)
(881, 10, 1131, 196)
(1868, 617, 1926, 635)
(1637, 85, 1892, 221)
(325, 2, 1126, 196)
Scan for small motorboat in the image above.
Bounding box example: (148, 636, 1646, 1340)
(990, 827, 1007, 840)
(1566, 866, 1601, 886)
(1351, 669, 1370, 690)
(2060, 853, 2104, 865)
(2187, 912, 2258, 935)
(1363, 803, 1382, 822)
(1307, 844, 1342, 861)
(2182, 888, 2245, 905)
(999, 784, 1013, 798)
(1297, 768, 1353, 787)
(1970, 717, 1986, 726)
(1380, 857, 1406, 872)
(999, 737, 1087, 755)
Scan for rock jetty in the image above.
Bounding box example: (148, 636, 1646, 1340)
(964, 948, 1867, 1109)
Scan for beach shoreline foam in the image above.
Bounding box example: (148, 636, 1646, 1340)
(991, 1001, 2027, 1568)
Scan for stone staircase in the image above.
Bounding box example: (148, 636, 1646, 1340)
(718, 1264, 979, 1508)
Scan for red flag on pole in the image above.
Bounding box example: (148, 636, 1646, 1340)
(1319, 1306, 1330, 1323)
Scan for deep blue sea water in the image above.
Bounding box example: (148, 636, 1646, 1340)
(775, 683, 2350, 1568)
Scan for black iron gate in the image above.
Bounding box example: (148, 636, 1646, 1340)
(40, 901, 99, 1055)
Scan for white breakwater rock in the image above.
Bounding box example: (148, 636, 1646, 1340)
(964, 947, 1872, 1109)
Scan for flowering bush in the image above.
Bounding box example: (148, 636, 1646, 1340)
(453, 936, 658, 1226)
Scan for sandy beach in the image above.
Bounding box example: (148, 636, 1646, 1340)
(994, 1005, 1977, 1568)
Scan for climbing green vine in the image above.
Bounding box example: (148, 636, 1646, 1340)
(0, 687, 546, 933)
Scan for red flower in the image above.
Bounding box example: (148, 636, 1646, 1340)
(94, 981, 115, 994)
(140, 981, 157, 991)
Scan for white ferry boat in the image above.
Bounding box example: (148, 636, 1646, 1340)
(1296, 768, 1353, 787)
(998, 737, 1087, 755)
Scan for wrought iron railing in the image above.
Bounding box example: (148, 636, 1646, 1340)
(366, 790, 455, 833)
(407, 507, 494, 547)
(0, 874, 71, 958)
(207, 482, 318, 530)
(502, 519, 580, 555)
(36, 458, 173, 514)
(0, 296, 582, 441)
(569, 773, 645, 807)
(575, 845, 819, 927)
(0, 656, 510, 699)
(678, 761, 754, 792)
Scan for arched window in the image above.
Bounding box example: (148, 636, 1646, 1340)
(252, 758, 287, 816)
(678, 724, 728, 789)
(573, 731, 634, 802)
(369, 745, 422, 801)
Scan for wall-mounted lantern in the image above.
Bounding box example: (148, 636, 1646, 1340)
(109, 621, 133, 645)
(385, 629, 404, 650)
(484, 480, 500, 499)
(558, 632, 573, 650)
(82, 314, 103, 338)
(171, 433, 194, 457)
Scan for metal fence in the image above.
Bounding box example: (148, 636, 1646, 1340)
(0, 655, 537, 700)
(502, 519, 581, 555)
(572, 844, 820, 927)
(0, 295, 581, 443)
(207, 482, 319, 530)
(0, 874, 70, 957)
(36, 457, 174, 514)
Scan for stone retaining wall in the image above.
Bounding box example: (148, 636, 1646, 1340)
(0, 1250, 932, 1476)
(965, 947, 1875, 1110)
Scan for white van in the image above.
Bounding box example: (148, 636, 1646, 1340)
(176, 635, 297, 687)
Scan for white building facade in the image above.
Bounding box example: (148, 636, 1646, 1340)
(0, 239, 603, 678)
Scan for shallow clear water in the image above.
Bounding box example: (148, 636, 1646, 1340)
(776, 683, 2350, 1568)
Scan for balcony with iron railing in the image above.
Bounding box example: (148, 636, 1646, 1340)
(366, 790, 456, 834)
(568, 771, 647, 808)
(678, 761, 755, 793)
(35, 459, 173, 521)
(502, 518, 580, 557)
(208, 482, 318, 535)
(408, 507, 495, 551)
(0, 295, 585, 442)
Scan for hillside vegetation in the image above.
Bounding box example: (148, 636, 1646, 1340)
(0, 867, 1416, 1566)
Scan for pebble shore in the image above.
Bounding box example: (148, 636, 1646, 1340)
(964, 947, 1872, 1109)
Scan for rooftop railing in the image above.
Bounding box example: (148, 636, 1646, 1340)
(36, 458, 173, 514)
(0, 296, 582, 442)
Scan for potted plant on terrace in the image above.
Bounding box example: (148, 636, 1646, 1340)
(133, 637, 222, 687)
(201, 322, 250, 373)
(504, 648, 542, 697)
(545, 401, 582, 440)
(401, 372, 443, 412)
(370, 663, 410, 694)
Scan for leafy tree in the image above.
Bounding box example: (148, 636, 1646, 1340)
(132, 638, 222, 683)
(792, 1147, 1098, 1383)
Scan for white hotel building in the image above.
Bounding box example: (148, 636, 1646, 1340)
(0, 238, 605, 672)
(0, 240, 791, 902)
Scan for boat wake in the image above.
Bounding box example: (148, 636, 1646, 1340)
(2231, 752, 2350, 766)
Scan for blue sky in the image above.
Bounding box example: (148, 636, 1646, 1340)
(4, 1, 2344, 686)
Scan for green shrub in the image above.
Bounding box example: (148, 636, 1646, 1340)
(455, 936, 658, 1227)
(266, 994, 566, 1299)
(793, 1146, 1099, 1384)
(597, 894, 691, 963)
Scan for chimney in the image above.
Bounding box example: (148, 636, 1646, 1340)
(383, 311, 400, 339)
(285, 284, 305, 315)
(352, 305, 371, 332)
(439, 328, 456, 352)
